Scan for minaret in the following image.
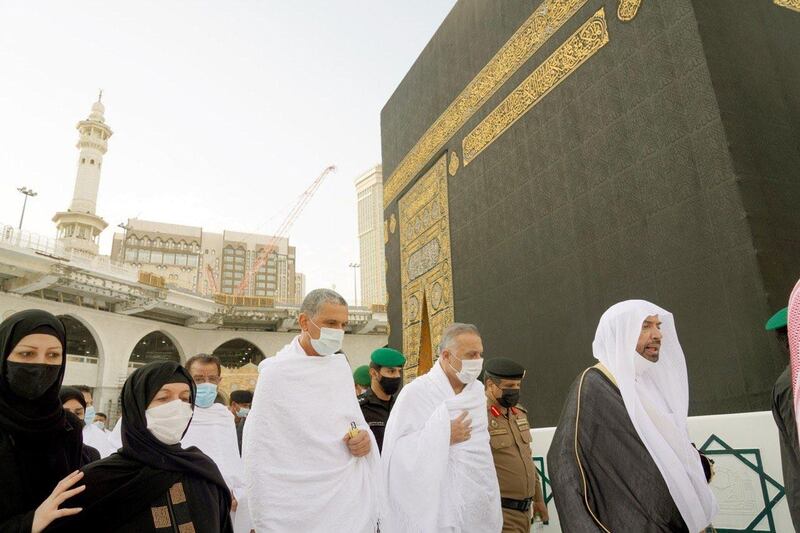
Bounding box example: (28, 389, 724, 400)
(53, 93, 112, 256)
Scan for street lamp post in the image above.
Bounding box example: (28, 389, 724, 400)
(17, 187, 38, 230)
(348, 262, 360, 307)
(117, 222, 131, 263)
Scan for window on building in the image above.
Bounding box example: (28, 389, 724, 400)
(138, 249, 151, 263)
(164, 253, 175, 265)
(151, 251, 163, 264)
(125, 248, 137, 262)
(176, 254, 188, 266)
(90, 159, 95, 165)
(188, 255, 199, 267)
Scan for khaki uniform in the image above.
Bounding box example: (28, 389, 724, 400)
(487, 393, 544, 533)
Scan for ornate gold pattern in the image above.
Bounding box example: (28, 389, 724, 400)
(775, 0, 800, 12)
(220, 363, 259, 398)
(399, 155, 455, 379)
(617, 0, 642, 21)
(463, 9, 609, 166)
(151, 506, 171, 528)
(169, 482, 187, 504)
(448, 150, 460, 176)
(382, 0, 589, 207)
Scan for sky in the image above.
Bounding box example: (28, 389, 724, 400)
(0, 0, 457, 303)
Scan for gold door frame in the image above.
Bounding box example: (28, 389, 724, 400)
(399, 155, 455, 380)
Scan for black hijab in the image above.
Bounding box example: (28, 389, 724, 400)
(0, 309, 70, 434)
(47, 361, 230, 531)
(59, 386, 87, 409)
(0, 310, 84, 526)
(118, 361, 228, 486)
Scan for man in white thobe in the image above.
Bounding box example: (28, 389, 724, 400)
(180, 353, 250, 532)
(243, 289, 381, 533)
(381, 323, 502, 533)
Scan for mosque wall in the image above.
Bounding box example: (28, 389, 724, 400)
(381, 0, 800, 425)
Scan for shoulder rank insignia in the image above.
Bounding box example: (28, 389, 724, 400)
(490, 405, 501, 418)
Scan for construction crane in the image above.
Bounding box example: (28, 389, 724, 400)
(205, 264, 219, 294)
(234, 165, 336, 296)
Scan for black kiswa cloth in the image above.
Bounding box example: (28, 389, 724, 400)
(46, 361, 232, 533)
(546, 367, 689, 533)
(0, 310, 84, 533)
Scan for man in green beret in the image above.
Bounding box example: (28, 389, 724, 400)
(353, 364, 371, 396)
(358, 347, 406, 451)
(484, 357, 547, 532)
(767, 307, 799, 530)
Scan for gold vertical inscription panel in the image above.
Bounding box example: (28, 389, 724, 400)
(463, 9, 610, 166)
(399, 155, 455, 380)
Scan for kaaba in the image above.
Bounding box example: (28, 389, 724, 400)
(380, 0, 800, 425)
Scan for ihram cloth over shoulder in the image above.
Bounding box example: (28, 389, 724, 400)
(380, 361, 501, 533)
(181, 402, 250, 532)
(242, 336, 381, 532)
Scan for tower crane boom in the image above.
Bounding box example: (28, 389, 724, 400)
(234, 165, 336, 296)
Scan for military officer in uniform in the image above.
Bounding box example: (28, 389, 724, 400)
(353, 364, 371, 396)
(358, 347, 406, 452)
(485, 357, 548, 532)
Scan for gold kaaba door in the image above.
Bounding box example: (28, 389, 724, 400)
(398, 154, 455, 380)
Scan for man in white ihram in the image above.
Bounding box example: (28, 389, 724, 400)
(243, 289, 381, 532)
(381, 323, 502, 533)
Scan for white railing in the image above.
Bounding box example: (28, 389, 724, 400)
(0, 224, 65, 257)
(0, 224, 137, 280)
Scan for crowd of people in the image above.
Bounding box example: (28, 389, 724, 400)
(0, 283, 797, 532)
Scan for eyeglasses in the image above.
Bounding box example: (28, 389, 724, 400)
(193, 375, 221, 385)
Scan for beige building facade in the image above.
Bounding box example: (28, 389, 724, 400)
(354, 165, 386, 308)
(111, 221, 299, 302)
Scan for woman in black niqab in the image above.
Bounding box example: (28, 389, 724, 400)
(46, 361, 233, 533)
(0, 309, 85, 532)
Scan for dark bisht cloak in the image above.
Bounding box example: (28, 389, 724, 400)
(47, 361, 232, 533)
(547, 367, 689, 532)
(0, 310, 83, 532)
(772, 366, 800, 530)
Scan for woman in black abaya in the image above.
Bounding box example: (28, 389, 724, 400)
(59, 387, 101, 464)
(46, 360, 233, 532)
(0, 309, 87, 533)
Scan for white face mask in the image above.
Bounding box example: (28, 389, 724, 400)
(307, 318, 345, 356)
(448, 354, 483, 385)
(634, 353, 658, 377)
(93, 421, 105, 431)
(145, 399, 193, 445)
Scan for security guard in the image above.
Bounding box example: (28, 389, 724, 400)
(358, 347, 406, 452)
(485, 357, 547, 532)
(353, 364, 371, 396)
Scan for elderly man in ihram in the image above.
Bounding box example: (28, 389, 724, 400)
(548, 300, 718, 532)
(381, 323, 502, 533)
(242, 288, 381, 532)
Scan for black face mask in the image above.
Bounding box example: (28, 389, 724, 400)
(5, 362, 61, 400)
(497, 388, 520, 408)
(379, 376, 402, 396)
